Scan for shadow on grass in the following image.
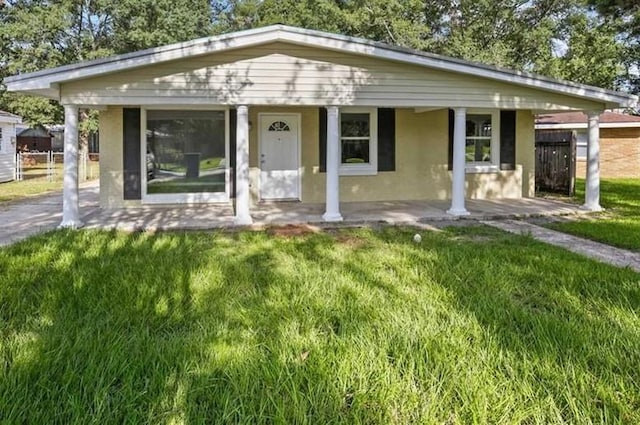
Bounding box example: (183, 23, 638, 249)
(0, 229, 214, 422)
(436, 225, 640, 421)
(0, 226, 638, 423)
(0, 229, 399, 423)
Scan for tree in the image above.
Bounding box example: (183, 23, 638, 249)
(553, 13, 622, 89)
(110, 0, 212, 53)
(589, 0, 640, 93)
(0, 0, 108, 125)
(0, 0, 214, 125)
(0, 0, 635, 128)
(219, 0, 624, 89)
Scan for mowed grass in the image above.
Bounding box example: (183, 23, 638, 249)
(0, 160, 99, 202)
(548, 178, 640, 250)
(0, 179, 63, 202)
(1, 226, 639, 423)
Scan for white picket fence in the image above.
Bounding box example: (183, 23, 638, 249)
(14, 151, 97, 182)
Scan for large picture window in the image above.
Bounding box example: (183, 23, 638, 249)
(146, 110, 226, 197)
(339, 108, 377, 175)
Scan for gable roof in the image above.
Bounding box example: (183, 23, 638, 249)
(536, 111, 640, 129)
(17, 126, 52, 138)
(4, 25, 637, 108)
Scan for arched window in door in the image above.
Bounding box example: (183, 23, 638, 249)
(268, 121, 290, 132)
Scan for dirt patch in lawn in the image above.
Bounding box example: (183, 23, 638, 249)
(267, 224, 320, 238)
(321, 228, 369, 249)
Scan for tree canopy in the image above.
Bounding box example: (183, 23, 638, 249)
(1, 0, 638, 125)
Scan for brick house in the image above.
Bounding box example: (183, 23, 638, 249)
(536, 111, 640, 178)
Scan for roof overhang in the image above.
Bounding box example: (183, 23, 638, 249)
(536, 122, 640, 130)
(0, 113, 22, 124)
(5, 25, 638, 109)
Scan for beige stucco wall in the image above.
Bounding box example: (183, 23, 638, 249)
(98, 107, 142, 208)
(327, 108, 532, 202)
(99, 106, 535, 207)
(516, 111, 536, 198)
(251, 107, 534, 204)
(99, 107, 123, 207)
(304, 108, 451, 202)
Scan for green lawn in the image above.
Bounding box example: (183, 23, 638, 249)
(160, 157, 223, 174)
(1, 226, 638, 423)
(0, 179, 63, 202)
(548, 178, 640, 250)
(0, 160, 99, 203)
(147, 174, 225, 194)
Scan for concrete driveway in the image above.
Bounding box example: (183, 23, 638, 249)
(0, 181, 99, 247)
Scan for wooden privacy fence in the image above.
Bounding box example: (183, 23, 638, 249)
(535, 130, 576, 196)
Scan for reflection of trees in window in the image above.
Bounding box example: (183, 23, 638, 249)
(145, 110, 227, 194)
(268, 121, 290, 132)
(341, 113, 370, 164)
(465, 114, 492, 162)
(341, 114, 369, 137)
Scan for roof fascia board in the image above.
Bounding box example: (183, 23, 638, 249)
(536, 122, 640, 129)
(0, 116, 23, 124)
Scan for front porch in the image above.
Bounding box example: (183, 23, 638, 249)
(81, 197, 584, 232)
(6, 25, 635, 231)
(59, 104, 603, 230)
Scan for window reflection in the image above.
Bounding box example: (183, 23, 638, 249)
(146, 110, 226, 194)
(465, 114, 492, 162)
(341, 113, 370, 164)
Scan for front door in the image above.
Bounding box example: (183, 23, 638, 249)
(259, 114, 300, 200)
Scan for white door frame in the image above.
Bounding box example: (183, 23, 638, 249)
(258, 112, 302, 201)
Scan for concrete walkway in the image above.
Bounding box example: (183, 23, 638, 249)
(483, 219, 640, 273)
(0, 182, 100, 247)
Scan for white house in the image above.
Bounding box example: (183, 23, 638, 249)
(3, 25, 638, 227)
(0, 111, 22, 183)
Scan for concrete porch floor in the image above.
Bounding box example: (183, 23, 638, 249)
(82, 197, 586, 231)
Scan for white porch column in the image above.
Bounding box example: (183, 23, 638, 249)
(583, 111, 603, 211)
(447, 107, 470, 216)
(59, 105, 83, 228)
(323, 106, 343, 222)
(234, 105, 253, 225)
